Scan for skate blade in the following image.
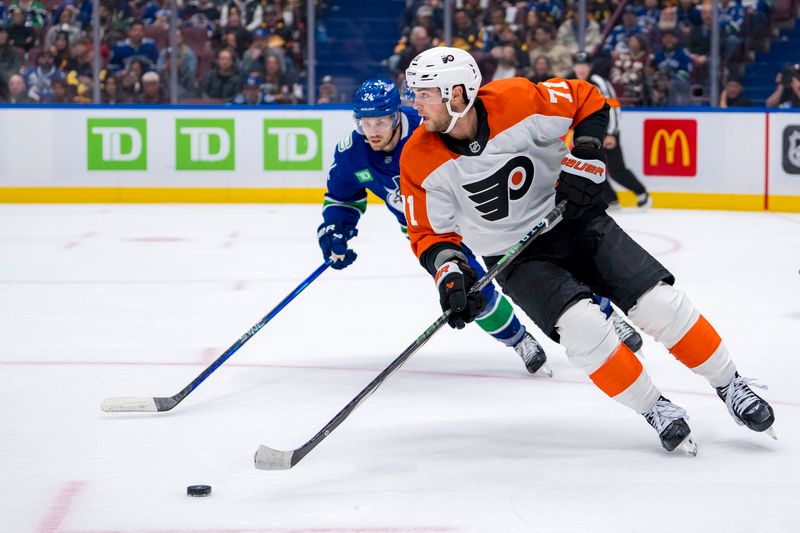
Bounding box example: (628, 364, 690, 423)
(533, 362, 553, 378)
(764, 425, 778, 440)
(675, 435, 698, 456)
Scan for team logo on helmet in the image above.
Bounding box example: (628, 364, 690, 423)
(441, 54, 455, 63)
(462, 156, 534, 221)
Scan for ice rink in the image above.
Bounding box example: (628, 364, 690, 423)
(2, 203, 799, 533)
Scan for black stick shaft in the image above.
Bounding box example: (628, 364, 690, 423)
(255, 201, 566, 469)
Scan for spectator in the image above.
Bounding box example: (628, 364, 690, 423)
(102, 74, 122, 104)
(719, 77, 751, 107)
(50, 77, 71, 103)
(481, 7, 510, 50)
(183, 0, 221, 27)
(44, 5, 81, 49)
(239, 27, 270, 75)
(201, 47, 242, 101)
(528, 23, 571, 78)
(604, 5, 646, 58)
(653, 29, 692, 105)
(676, 0, 702, 32)
(460, 0, 486, 26)
(317, 74, 338, 103)
(7, 8, 34, 51)
(638, 0, 662, 35)
(156, 29, 197, 75)
(119, 68, 141, 103)
(452, 9, 481, 51)
(260, 4, 295, 51)
(1, 72, 33, 102)
(531, 0, 564, 26)
(142, 0, 169, 26)
(766, 65, 800, 108)
(689, 2, 742, 74)
(6, 0, 47, 28)
(611, 34, 651, 104)
(494, 24, 530, 69)
(488, 44, 524, 81)
(158, 50, 197, 99)
(411, 4, 440, 42)
(261, 52, 293, 103)
(232, 74, 265, 104)
(220, 0, 263, 32)
(527, 55, 554, 83)
(556, 15, 601, 55)
(0, 24, 21, 82)
(108, 21, 159, 74)
(392, 25, 431, 75)
(216, 7, 251, 59)
(50, 31, 72, 72)
(66, 40, 99, 80)
(136, 70, 167, 103)
(25, 50, 63, 102)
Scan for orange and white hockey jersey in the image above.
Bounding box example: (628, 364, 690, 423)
(399, 77, 607, 259)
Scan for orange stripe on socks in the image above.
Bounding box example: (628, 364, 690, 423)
(589, 344, 643, 397)
(669, 315, 722, 369)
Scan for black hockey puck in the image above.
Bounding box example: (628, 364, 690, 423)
(187, 485, 211, 497)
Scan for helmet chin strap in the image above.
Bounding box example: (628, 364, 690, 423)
(443, 97, 475, 135)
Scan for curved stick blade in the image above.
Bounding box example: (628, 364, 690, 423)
(254, 445, 294, 470)
(101, 396, 159, 412)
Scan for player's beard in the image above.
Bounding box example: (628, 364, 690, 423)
(423, 114, 451, 133)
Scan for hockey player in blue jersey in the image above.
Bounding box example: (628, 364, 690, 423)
(317, 78, 554, 376)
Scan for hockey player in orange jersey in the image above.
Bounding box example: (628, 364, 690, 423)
(399, 47, 776, 454)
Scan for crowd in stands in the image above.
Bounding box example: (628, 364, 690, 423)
(0, 0, 797, 107)
(390, 0, 798, 107)
(0, 0, 310, 104)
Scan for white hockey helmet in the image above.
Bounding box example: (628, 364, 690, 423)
(405, 47, 482, 133)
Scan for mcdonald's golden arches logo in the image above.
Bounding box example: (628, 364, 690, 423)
(643, 119, 697, 177)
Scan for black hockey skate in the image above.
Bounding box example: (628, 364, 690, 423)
(610, 311, 643, 353)
(513, 332, 553, 377)
(643, 396, 697, 455)
(716, 374, 777, 439)
(636, 192, 653, 208)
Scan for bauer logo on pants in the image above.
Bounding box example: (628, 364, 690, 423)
(783, 125, 800, 174)
(176, 119, 235, 170)
(643, 119, 697, 177)
(263, 118, 323, 171)
(87, 119, 147, 170)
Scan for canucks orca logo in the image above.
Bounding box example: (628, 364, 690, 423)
(462, 156, 534, 221)
(385, 175, 403, 214)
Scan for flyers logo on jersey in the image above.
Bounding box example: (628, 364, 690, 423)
(643, 119, 697, 177)
(462, 156, 534, 221)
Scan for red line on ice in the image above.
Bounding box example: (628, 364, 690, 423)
(37, 480, 86, 533)
(63, 526, 455, 533)
(2, 359, 799, 407)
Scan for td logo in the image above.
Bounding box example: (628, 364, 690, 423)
(263, 119, 322, 171)
(87, 118, 147, 170)
(176, 119, 235, 170)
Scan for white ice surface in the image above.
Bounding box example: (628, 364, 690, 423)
(1, 204, 799, 533)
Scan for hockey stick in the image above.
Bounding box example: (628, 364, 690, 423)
(254, 200, 567, 470)
(101, 261, 331, 412)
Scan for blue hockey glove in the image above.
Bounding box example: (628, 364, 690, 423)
(555, 145, 607, 219)
(435, 260, 486, 329)
(317, 222, 357, 269)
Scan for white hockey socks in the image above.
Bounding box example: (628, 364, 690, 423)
(628, 283, 737, 388)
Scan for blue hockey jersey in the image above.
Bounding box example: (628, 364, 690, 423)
(322, 106, 420, 234)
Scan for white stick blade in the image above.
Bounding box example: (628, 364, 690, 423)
(101, 396, 158, 412)
(254, 445, 293, 470)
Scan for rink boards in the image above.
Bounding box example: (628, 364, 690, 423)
(0, 104, 798, 212)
